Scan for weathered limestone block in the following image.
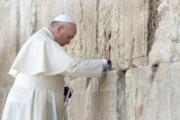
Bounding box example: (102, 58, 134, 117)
(97, 0, 149, 69)
(19, 0, 64, 45)
(64, 0, 99, 58)
(66, 70, 126, 120)
(0, 0, 19, 118)
(126, 66, 153, 120)
(149, 0, 180, 65)
(0, 0, 18, 71)
(126, 62, 180, 120)
(63, 0, 150, 69)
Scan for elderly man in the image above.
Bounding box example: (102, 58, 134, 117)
(2, 15, 111, 120)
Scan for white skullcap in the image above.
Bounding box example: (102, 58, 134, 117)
(52, 15, 75, 24)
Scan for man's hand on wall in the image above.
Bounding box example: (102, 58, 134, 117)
(105, 43, 113, 71)
(105, 43, 111, 61)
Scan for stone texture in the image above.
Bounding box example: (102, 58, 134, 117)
(66, 70, 126, 120)
(64, 0, 149, 69)
(126, 62, 180, 120)
(19, 0, 64, 45)
(149, 0, 180, 65)
(97, 0, 149, 69)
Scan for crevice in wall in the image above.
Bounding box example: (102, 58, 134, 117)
(95, 0, 101, 54)
(103, 30, 112, 56)
(105, 30, 111, 42)
(16, 0, 20, 54)
(147, 0, 160, 55)
(129, 38, 135, 67)
(85, 77, 92, 89)
(150, 64, 159, 83)
(79, 0, 85, 57)
(117, 70, 127, 120)
(31, 0, 38, 34)
(79, 0, 84, 25)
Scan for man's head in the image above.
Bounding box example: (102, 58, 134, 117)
(49, 15, 77, 46)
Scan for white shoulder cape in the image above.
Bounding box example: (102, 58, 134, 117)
(9, 27, 78, 77)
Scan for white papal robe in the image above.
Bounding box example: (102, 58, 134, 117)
(2, 27, 106, 120)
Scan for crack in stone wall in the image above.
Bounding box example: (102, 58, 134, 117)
(147, 0, 160, 55)
(15, 0, 20, 54)
(95, 0, 100, 54)
(149, 0, 180, 65)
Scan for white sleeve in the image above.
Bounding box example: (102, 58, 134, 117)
(62, 58, 107, 79)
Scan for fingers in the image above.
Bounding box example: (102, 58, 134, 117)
(105, 47, 111, 61)
(106, 45, 110, 51)
(105, 43, 111, 51)
(104, 41, 111, 62)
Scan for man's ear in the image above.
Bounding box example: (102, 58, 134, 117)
(57, 25, 64, 33)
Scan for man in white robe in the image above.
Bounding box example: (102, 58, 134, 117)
(1, 15, 111, 120)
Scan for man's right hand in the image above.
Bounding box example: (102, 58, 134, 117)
(105, 43, 111, 61)
(104, 43, 113, 71)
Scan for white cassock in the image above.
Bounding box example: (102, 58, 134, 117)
(2, 27, 106, 120)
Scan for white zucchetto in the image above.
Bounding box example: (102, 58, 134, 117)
(52, 15, 75, 24)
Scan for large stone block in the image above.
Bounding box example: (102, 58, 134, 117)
(66, 70, 126, 120)
(63, 0, 150, 69)
(126, 62, 180, 120)
(19, 0, 64, 45)
(97, 0, 149, 69)
(149, 0, 180, 65)
(64, 0, 99, 58)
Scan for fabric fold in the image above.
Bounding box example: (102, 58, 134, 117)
(9, 28, 79, 77)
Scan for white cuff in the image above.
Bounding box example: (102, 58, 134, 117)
(101, 59, 107, 65)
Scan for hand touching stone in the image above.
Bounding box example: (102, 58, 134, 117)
(105, 43, 111, 61)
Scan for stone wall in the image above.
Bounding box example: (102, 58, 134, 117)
(66, 71, 126, 120)
(0, 0, 179, 119)
(126, 62, 180, 120)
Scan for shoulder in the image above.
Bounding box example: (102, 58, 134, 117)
(30, 29, 50, 42)
(23, 28, 54, 47)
